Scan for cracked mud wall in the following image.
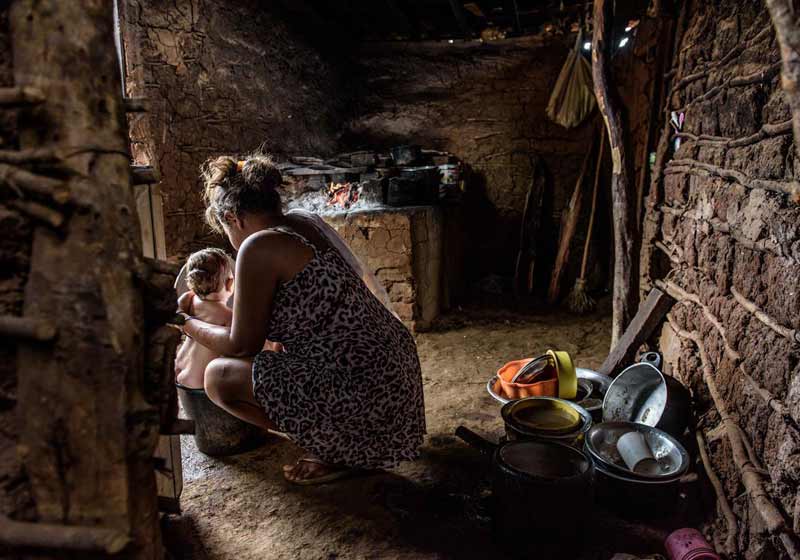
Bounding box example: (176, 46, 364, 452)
(322, 207, 442, 330)
(643, 1, 800, 556)
(345, 37, 600, 286)
(122, 0, 350, 258)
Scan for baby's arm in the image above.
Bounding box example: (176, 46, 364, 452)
(177, 291, 194, 315)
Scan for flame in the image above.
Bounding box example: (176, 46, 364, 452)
(326, 182, 360, 209)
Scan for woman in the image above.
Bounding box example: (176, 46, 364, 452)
(176, 154, 426, 484)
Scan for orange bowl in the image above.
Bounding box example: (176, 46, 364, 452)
(497, 358, 559, 400)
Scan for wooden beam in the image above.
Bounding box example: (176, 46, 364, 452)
(0, 516, 130, 555)
(10, 0, 163, 556)
(592, 0, 639, 347)
(0, 315, 57, 342)
(162, 418, 195, 436)
(598, 288, 675, 377)
(0, 86, 45, 107)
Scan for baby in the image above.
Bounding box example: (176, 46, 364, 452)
(174, 248, 234, 389)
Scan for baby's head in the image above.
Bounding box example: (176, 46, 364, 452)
(185, 248, 234, 301)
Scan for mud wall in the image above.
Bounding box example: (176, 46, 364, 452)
(122, 0, 350, 258)
(642, 1, 800, 556)
(345, 37, 600, 287)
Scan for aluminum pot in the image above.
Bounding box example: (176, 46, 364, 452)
(177, 384, 268, 456)
(455, 426, 594, 554)
(592, 460, 683, 519)
(602, 362, 691, 438)
(501, 397, 592, 447)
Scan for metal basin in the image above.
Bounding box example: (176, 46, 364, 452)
(488, 367, 609, 420)
(602, 362, 691, 437)
(584, 421, 689, 481)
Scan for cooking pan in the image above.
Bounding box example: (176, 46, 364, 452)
(501, 397, 592, 447)
(455, 426, 594, 554)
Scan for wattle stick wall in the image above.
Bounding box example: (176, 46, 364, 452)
(642, 1, 800, 556)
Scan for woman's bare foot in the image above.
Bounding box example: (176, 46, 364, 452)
(282, 456, 353, 485)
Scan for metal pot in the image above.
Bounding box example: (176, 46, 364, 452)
(487, 367, 608, 421)
(501, 397, 592, 447)
(455, 426, 594, 552)
(592, 460, 683, 519)
(177, 384, 268, 456)
(602, 362, 691, 438)
(390, 144, 421, 166)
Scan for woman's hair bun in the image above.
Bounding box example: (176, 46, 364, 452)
(239, 154, 282, 194)
(200, 151, 283, 233)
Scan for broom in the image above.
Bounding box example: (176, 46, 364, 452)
(566, 131, 605, 313)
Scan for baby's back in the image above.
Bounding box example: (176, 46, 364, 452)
(175, 296, 232, 389)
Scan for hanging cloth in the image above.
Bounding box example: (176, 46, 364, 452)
(546, 31, 596, 129)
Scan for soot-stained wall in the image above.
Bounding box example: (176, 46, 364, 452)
(345, 37, 598, 286)
(122, 0, 350, 257)
(642, 1, 800, 556)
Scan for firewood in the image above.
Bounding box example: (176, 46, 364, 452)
(696, 430, 738, 556)
(0, 86, 45, 107)
(0, 515, 129, 554)
(0, 315, 57, 342)
(592, 0, 639, 346)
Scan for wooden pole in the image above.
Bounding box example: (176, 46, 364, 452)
(548, 131, 596, 303)
(767, 0, 800, 170)
(591, 0, 639, 347)
(10, 1, 162, 558)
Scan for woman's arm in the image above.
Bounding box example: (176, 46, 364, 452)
(182, 233, 279, 357)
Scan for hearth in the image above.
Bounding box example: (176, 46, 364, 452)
(280, 149, 457, 329)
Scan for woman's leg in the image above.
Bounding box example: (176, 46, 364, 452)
(205, 357, 347, 483)
(204, 357, 277, 431)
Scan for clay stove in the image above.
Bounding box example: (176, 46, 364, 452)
(281, 156, 449, 330)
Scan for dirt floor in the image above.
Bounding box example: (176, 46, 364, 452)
(164, 304, 686, 559)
